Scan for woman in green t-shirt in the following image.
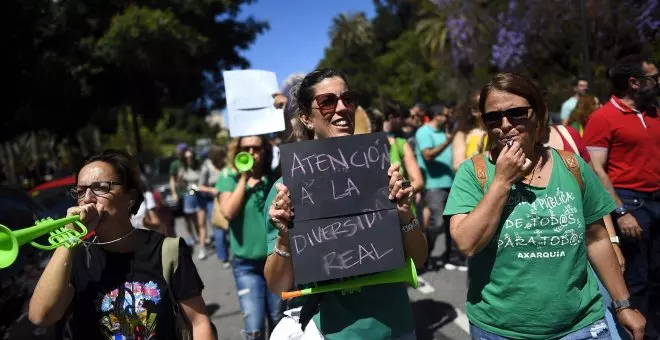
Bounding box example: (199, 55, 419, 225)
(443, 72, 645, 340)
(216, 135, 281, 340)
(264, 68, 428, 340)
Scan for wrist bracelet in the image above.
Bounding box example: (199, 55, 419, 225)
(273, 246, 291, 258)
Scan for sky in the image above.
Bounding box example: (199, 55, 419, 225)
(237, 0, 377, 90)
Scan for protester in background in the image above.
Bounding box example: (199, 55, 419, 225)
(29, 149, 213, 339)
(560, 77, 590, 122)
(564, 94, 600, 135)
(217, 135, 279, 340)
(130, 173, 162, 233)
(265, 68, 427, 339)
(178, 148, 204, 254)
(452, 91, 488, 171)
(415, 103, 463, 271)
(444, 72, 645, 339)
(585, 54, 660, 339)
(384, 101, 424, 196)
(198, 144, 225, 260)
(169, 142, 197, 245)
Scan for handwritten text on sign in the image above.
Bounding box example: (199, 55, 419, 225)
(280, 133, 404, 285)
(279, 132, 396, 221)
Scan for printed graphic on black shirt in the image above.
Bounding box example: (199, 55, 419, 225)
(98, 280, 163, 339)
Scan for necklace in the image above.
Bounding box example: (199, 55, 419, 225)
(83, 228, 137, 246)
(79, 228, 138, 268)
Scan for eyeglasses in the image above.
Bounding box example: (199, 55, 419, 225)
(482, 106, 532, 128)
(638, 73, 659, 86)
(69, 181, 121, 200)
(239, 145, 263, 153)
(312, 91, 357, 115)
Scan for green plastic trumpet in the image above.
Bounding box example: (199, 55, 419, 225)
(0, 215, 88, 269)
(281, 257, 418, 300)
(234, 151, 254, 172)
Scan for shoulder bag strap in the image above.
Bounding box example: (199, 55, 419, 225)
(556, 149, 584, 195)
(161, 237, 180, 295)
(471, 154, 488, 190)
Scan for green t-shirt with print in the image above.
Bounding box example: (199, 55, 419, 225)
(443, 149, 615, 339)
(216, 170, 271, 260)
(264, 178, 415, 340)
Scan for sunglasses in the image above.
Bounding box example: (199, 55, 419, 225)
(239, 145, 263, 153)
(482, 106, 532, 128)
(69, 181, 121, 200)
(313, 91, 357, 115)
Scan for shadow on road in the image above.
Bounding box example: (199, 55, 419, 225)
(206, 303, 220, 316)
(411, 299, 458, 340)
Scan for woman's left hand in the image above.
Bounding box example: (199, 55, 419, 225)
(388, 164, 414, 223)
(616, 308, 646, 340)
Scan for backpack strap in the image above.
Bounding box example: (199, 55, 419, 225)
(161, 237, 180, 295)
(471, 154, 487, 190)
(556, 149, 584, 194)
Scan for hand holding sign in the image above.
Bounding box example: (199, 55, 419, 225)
(269, 183, 293, 235)
(387, 164, 415, 224)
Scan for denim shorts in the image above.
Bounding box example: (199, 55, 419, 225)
(182, 193, 199, 214)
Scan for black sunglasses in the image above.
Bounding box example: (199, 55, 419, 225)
(313, 91, 357, 115)
(482, 106, 532, 128)
(239, 145, 263, 153)
(69, 181, 121, 200)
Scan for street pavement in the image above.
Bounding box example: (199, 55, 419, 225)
(179, 218, 471, 340)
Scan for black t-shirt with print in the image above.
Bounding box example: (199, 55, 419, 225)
(70, 229, 204, 339)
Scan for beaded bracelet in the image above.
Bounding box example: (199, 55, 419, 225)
(273, 246, 291, 258)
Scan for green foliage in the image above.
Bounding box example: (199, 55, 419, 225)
(319, 0, 659, 114)
(5, 0, 267, 143)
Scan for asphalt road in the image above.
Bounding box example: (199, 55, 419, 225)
(179, 218, 471, 340)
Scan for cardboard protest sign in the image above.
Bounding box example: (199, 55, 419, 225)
(280, 132, 405, 285)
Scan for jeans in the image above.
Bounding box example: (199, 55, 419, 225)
(593, 268, 625, 340)
(232, 256, 282, 339)
(470, 319, 610, 340)
(423, 188, 456, 263)
(182, 193, 199, 214)
(615, 189, 660, 339)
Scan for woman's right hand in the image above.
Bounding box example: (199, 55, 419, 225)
(66, 203, 103, 232)
(493, 141, 532, 186)
(269, 183, 293, 234)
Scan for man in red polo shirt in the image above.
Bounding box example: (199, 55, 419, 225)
(585, 54, 660, 339)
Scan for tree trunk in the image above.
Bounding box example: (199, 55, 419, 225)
(131, 108, 142, 159)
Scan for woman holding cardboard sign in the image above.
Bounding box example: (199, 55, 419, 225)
(264, 68, 427, 339)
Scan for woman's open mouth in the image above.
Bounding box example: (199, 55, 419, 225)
(331, 118, 351, 128)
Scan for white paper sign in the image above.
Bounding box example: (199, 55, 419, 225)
(223, 70, 285, 137)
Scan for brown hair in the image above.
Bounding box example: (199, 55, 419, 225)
(566, 95, 598, 128)
(76, 149, 144, 215)
(207, 144, 227, 170)
(227, 135, 274, 177)
(288, 68, 350, 142)
(479, 72, 550, 148)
